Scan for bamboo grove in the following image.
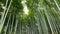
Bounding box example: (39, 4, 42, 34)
(0, 0, 60, 34)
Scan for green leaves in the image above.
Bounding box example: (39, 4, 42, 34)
(0, 0, 60, 34)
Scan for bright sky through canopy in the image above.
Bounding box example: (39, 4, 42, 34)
(21, 0, 29, 15)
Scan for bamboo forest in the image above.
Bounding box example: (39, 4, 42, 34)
(0, 0, 60, 34)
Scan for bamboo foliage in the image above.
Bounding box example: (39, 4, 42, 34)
(0, 0, 60, 34)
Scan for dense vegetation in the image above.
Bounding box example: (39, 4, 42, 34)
(0, 0, 60, 34)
